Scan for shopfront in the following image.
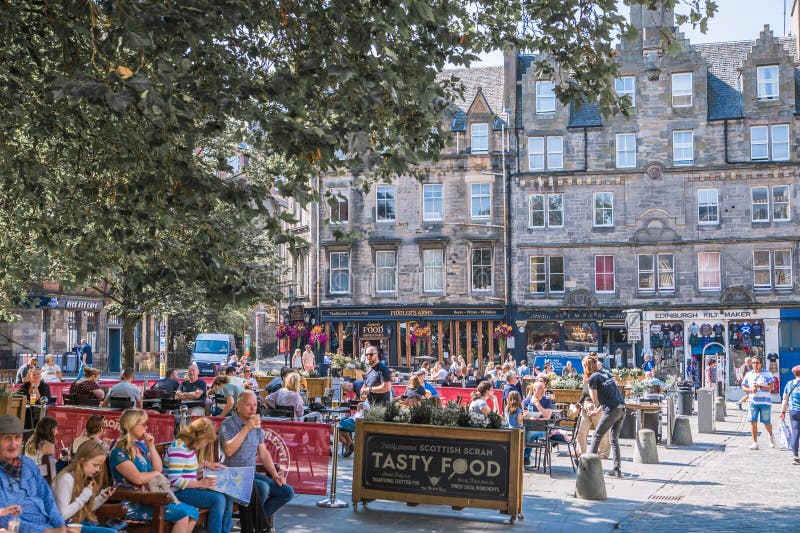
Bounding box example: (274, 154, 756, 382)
(318, 306, 505, 370)
(779, 309, 800, 394)
(512, 308, 630, 367)
(642, 308, 780, 399)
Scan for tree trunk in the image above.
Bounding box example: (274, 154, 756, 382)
(122, 315, 138, 370)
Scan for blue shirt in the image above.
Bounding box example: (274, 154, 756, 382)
(784, 378, 800, 412)
(422, 382, 439, 397)
(81, 342, 93, 365)
(643, 360, 655, 373)
(110, 441, 153, 483)
(220, 414, 264, 467)
(743, 370, 774, 405)
(0, 456, 64, 533)
(518, 366, 532, 377)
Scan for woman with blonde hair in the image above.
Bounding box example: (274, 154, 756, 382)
(582, 355, 626, 478)
(291, 348, 302, 370)
(266, 373, 322, 422)
(109, 409, 198, 532)
(40, 355, 63, 383)
(405, 374, 426, 397)
(166, 418, 232, 533)
(52, 440, 117, 533)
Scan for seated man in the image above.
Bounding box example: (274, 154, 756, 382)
(103, 367, 142, 409)
(264, 367, 291, 394)
(0, 414, 66, 532)
(220, 392, 294, 525)
(176, 365, 207, 416)
(151, 368, 181, 396)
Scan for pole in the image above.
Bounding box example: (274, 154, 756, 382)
(158, 314, 167, 379)
(317, 416, 348, 508)
(254, 313, 260, 373)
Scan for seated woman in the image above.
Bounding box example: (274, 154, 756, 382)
(520, 381, 553, 466)
(165, 418, 232, 533)
(405, 375, 426, 398)
(71, 414, 108, 455)
(24, 416, 58, 465)
(469, 381, 496, 415)
(109, 409, 199, 533)
(69, 368, 105, 403)
(265, 373, 322, 422)
(52, 440, 118, 533)
(208, 375, 230, 416)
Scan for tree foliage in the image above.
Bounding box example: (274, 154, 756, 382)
(0, 1, 715, 323)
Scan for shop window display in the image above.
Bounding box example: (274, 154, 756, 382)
(728, 320, 765, 386)
(648, 322, 683, 377)
(525, 322, 560, 352)
(563, 321, 598, 352)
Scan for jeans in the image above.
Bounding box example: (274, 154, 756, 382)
(253, 473, 295, 519)
(590, 406, 625, 470)
(790, 410, 800, 457)
(174, 487, 233, 533)
(79, 523, 117, 533)
(523, 430, 545, 459)
(76, 362, 85, 380)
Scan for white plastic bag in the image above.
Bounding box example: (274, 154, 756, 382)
(778, 419, 791, 450)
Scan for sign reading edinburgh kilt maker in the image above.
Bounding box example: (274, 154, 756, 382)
(362, 433, 510, 500)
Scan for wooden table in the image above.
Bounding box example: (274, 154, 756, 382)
(624, 401, 663, 441)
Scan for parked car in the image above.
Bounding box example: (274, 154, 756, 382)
(191, 333, 236, 376)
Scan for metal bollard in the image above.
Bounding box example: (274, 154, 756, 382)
(317, 416, 348, 508)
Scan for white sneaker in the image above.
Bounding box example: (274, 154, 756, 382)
(749, 441, 759, 450)
(769, 436, 776, 449)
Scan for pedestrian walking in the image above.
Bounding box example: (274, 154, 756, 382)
(779, 365, 800, 464)
(583, 355, 626, 478)
(741, 356, 776, 450)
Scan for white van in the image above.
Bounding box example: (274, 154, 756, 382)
(191, 333, 236, 376)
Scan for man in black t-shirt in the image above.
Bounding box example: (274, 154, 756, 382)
(363, 346, 392, 405)
(584, 356, 626, 478)
(176, 365, 208, 416)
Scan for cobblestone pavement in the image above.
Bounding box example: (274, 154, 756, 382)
(617, 405, 797, 532)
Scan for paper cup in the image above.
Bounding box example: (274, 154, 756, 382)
(67, 524, 83, 533)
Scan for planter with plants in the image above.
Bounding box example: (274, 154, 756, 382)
(548, 375, 584, 404)
(352, 399, 523, 520)
(0, 384, 25, 424)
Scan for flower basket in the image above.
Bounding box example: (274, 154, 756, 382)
(493, 323, 513, 355)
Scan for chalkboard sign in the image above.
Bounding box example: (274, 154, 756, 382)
(361, 433, 510, 500)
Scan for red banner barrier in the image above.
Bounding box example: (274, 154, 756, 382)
(49, 406, 176, 448)
(206, 416, 330, 496)
(391, 384, 503, 412)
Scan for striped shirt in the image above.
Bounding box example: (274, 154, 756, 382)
(784, 378, 800, 412)
(742, 370, 774, 405)
(165, 438, 198, 490)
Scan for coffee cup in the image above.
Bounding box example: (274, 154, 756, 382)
(67, 523, 83, 533)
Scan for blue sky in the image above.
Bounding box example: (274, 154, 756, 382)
(475, 0, 790, 66)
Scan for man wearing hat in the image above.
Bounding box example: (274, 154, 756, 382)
(0, 414, 66, 532)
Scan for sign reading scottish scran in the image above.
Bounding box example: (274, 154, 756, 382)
(361, 433, 509, 500)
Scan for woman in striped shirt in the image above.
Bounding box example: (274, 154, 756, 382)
(165, 418, 232, 533)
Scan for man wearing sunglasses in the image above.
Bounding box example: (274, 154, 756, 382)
(741, 356, 776, 450)
(363, 348, 392, 406)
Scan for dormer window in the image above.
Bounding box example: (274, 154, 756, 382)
(471, 123, 489, 154)
(757, 65, 779, 100)
(536, 81, 556, 113)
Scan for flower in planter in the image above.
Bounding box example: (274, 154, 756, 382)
(492, 323, 514, 355)
(309, 325, 328, 350)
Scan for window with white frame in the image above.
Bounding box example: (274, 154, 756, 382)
(471, 123, 489, 154)
(529, 193, 564, 228)
(673, 130, 694, 165)
(771, 124, 790, 160)
(376, 185, 395, 222)
(638, 253, 675, 293)
(752, 185, 791, 222)
(529, 256, 565, 294)
(697, 189, 719, 224)
(756, 65, 779, 100)
(294, 251, 308, 297)
(329, 188, 349, 224)
(423, 184, 444, 221)
(593, 192, 614, 227)
(671, 72, 693, 107)
(423, 248, 444, 292)
(753, 249, 793, 289)
(616, 133, 636, 168)
(594, 255, 615, 293)
(698, 252, 721, 291)
(471, 248, 493, 291)
(751, 125, 790, 161)
(528, 136, 564, 171)
(470, 182, 492, 218)
(329, 251, 350, 294)
(375, 250, 397, 294)
(536, 81, 556, 113)
(615, 76, 635, 107)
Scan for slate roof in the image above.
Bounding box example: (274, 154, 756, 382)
(438, 66, 506, 131)
(516, 36, 800, 126)
(695, 37, 798, 120)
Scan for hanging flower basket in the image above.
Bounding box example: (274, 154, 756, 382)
(493, 323, 514, 355)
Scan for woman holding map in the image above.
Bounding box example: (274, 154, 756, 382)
(165, 418, 233, 533)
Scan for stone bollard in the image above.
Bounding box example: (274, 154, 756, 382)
(575, 453, 607, 500)
(671, 416, 694, 446)
(634, 428, 659, 464)
(715, 397, 726, 422)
